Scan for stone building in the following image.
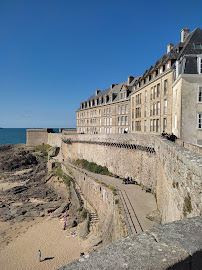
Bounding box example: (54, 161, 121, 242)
(76, 77, 135, 134)
(130, 27, 202, 141)
(77, 27, 202, 143)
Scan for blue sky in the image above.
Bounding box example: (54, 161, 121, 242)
(0, 0, 202, 128)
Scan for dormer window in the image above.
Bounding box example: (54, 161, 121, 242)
(124, 92, 126, 99)
(121, 93, 123, 100)
(195, 44, 202, 49)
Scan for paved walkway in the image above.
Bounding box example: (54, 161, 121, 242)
(61, 160, 158, 235)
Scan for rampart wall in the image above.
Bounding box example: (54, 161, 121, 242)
(61, 162, 126, 245)
(60, 134, 202, 223)
(26, 131, 202, 224)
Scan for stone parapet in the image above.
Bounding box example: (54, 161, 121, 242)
(59, 216, 202, 270)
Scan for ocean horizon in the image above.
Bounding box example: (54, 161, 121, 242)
(0, 128, 63, 146)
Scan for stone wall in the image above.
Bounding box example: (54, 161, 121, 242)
(26, 129, 48, 146)
(26, 131, 202, 224)
(60, 134, 202, 223)
(61, 162, 126, 245)
(59, 216, 202, 270)
(48, 133, 63, 147)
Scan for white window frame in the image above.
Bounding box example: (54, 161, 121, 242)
(197, 56, 202, 74)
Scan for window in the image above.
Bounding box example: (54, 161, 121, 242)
(164, 80, 168, 95)
(156, 119, 159, 132)
(132, 97, 134, 107)
(118, 105, 120, 114)
(118, 117, 120, 125)
(125, 116, 128, 125)
(163, 118, 167, 132)
(132, 109, 134, 119)
(150, 120, 153, 132)
(195, 44, 202, 49)
(99, 109, 101, 116)
(175, 89, 178, 105)
(144, 120, 147, 132)
(125, 104, 128, 114)
(132, 121, 134, 131)
(199, 58, 202, 73)
(164, 99, 167, 114)
(150, 104, 153, 116)
(124, 92, 126, 99)
(153, 119, 156, 132)
(198, 113, 202, 129)
(99, 118, 101, 125)
(198, 86, 202, 102)
(121, 105, 124, 114)
(150, 87, 153, 100)
(110, 108, 112, 115)
(121, 116, 124, 125)
(110, 118, 112, 125)
(104, 108, 106, 115)
(154, 86, 156, 99)
(107, 118, 109, 125)
(145, 90, 147, 102)
(144, 105, 147, 117)
(157, 101, 160, 115)
(157, 84, 160, 97)
(121, 93, 123, 99)
(106, 108, 109, 115)
(104, 118, 106, 125)
(153, 103, 156, 115)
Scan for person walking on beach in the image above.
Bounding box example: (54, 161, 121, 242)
(38, 250, 41, 262)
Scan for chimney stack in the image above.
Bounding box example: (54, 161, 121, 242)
(181, 27, 190, 42)
(95, 90, 100, 96)
(167, 43, 174, 54)
(128, 76, 134, 85)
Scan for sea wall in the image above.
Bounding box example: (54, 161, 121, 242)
(59, 216, 202, 270)
(26, 129, 48, 146)
(61, 162, 127, 245)
(60, 134, 202, 223)
(26, 131, 202, 224)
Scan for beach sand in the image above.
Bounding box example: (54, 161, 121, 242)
(0, 217, 85, 270)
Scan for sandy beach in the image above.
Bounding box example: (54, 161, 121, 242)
(0, 217, 85, 270)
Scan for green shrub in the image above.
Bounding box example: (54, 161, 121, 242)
(74, 159, 111, 175)
(81, 209, 88, 219)
(115, 199, 119, 204)
(183, 193, 192, 215)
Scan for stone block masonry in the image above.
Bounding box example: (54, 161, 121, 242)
(59, 216, 202, 270)
(60, 134, 202, 223)
(61, 162, 127, 245)
(26, 131, 202, 224)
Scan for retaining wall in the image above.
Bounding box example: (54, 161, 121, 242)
(61, 162, 127, 245)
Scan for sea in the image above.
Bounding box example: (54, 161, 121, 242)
(0, 128, 60, 147)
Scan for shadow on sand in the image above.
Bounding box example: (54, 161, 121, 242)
(41, 257, 55, 262)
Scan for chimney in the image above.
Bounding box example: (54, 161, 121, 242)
(111, 84, 115, 90)
(95, 90, 100, 96)
(167, 43, 174, 54)
(181, 27, 190, 42)
(128, 76, 134, 85)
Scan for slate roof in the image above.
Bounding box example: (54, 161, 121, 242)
(130, 27, 202, 86)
